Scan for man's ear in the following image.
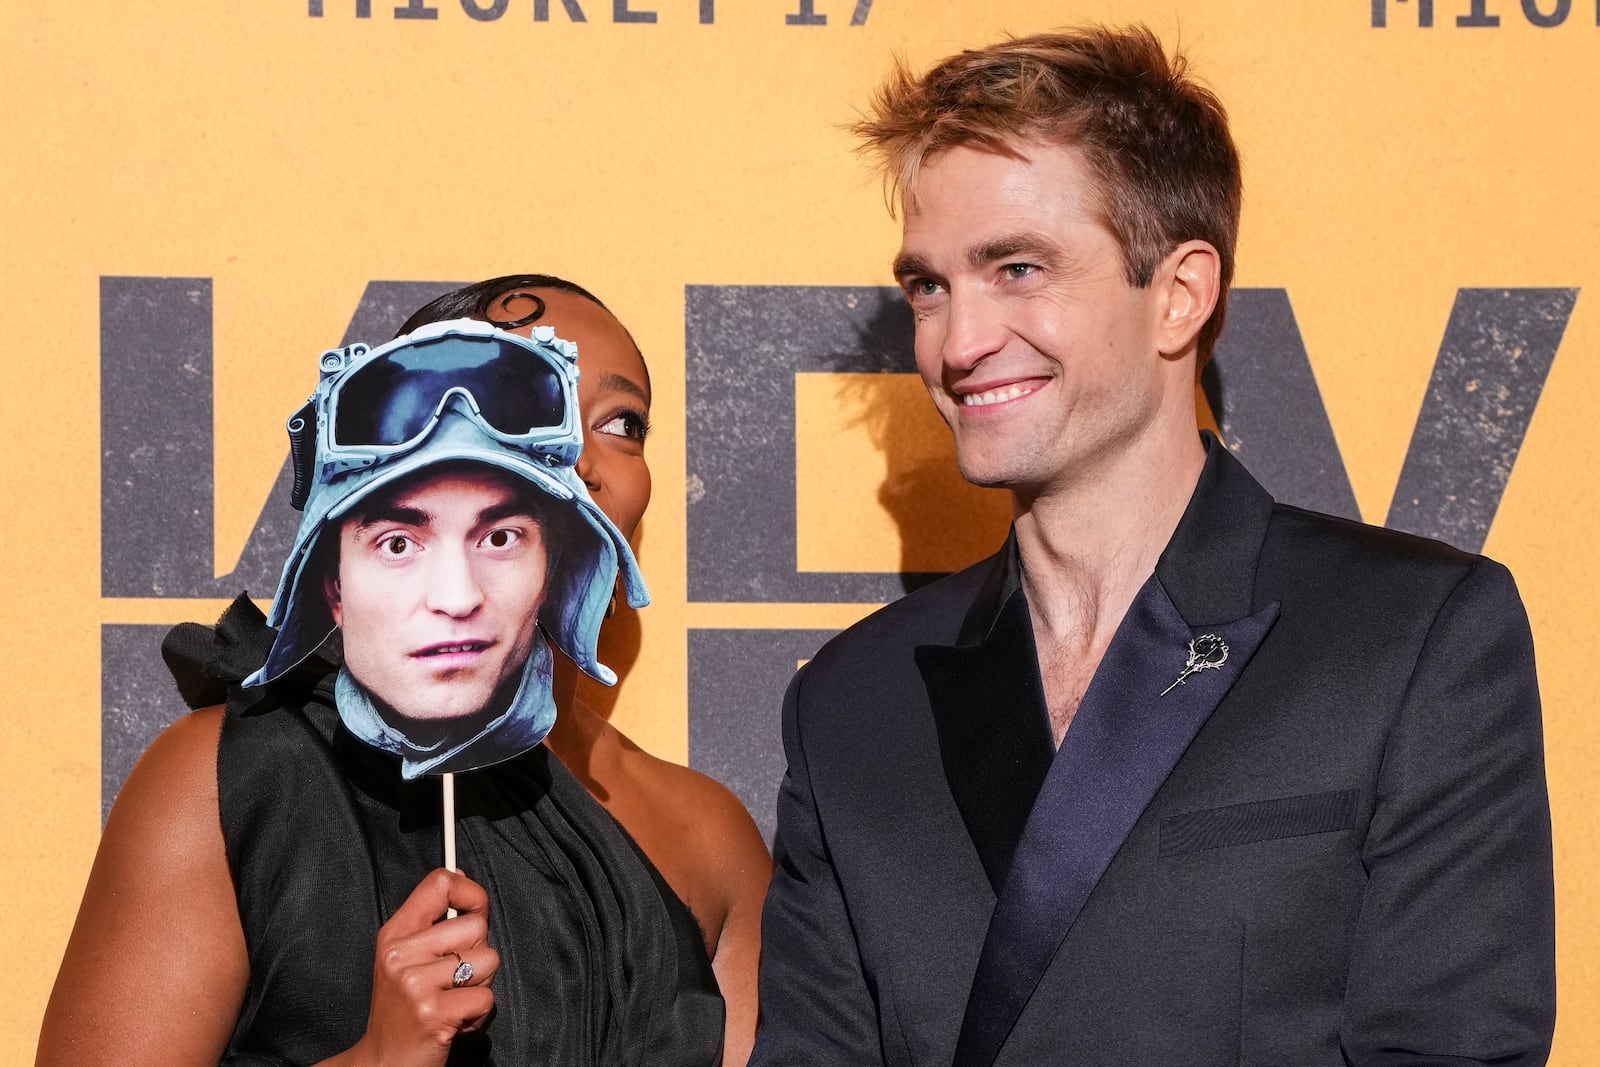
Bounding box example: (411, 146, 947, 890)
(1154, 240, 1221, 358)
(322, 570, 342, 627)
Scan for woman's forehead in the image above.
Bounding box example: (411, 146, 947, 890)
(502, 288, 651, 401)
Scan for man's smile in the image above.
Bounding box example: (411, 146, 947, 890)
(953, 376, 1049, 410)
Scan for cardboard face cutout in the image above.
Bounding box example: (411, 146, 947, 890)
(244, 318, 649, 778)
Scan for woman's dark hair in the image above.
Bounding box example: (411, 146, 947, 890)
(396, 274, 610, 337)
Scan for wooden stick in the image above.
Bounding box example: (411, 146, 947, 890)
(443, 772, 458, 918)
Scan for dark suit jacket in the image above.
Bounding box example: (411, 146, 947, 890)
(753, 439, 1554, 1067)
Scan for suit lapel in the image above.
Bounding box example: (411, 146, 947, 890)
(952, 579, 1278, 1067)
(917, 581, 1056, 891)
(951, 435, 1283, 1067)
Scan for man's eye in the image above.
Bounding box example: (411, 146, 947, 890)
(380, 535, 412, 556)
(482, 528, 521, 549)
(1005, 263, 1037, 279)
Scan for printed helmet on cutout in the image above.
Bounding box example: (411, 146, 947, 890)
(242, 317, 648, 689)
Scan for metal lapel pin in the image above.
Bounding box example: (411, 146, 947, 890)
(1160, 633, 1230, 696)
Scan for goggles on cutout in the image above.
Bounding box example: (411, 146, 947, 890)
(289, 320, 582, 508)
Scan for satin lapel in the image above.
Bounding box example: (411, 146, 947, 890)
(952, 576, 1279, 1067)
(946, 436, 1282, 1067)
(917, 587, 1056, 891)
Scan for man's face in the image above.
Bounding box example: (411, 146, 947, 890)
(893, 140, 1189, 498)
(326, 466, 547, 730)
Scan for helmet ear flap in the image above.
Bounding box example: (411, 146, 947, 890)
(287, 399, 317, 511)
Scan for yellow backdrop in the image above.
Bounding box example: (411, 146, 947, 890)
(5, 0, 1596, 1061)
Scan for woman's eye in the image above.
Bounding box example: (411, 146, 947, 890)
(597, 410, 650, 443)
(482, 528, 521, 549)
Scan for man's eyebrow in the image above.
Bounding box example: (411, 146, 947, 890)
(968, 233, 1056, 268)
(594, 371, 650, 406)
(476, 499, 541, 528)
(892, 252, 934, 279)
(892, 235, 1056, 281)
(353, 504, 430, 532)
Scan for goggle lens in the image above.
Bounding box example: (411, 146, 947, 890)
(333, 337, 566, 447)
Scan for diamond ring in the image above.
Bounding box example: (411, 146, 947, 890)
(449, 952, 474, 987)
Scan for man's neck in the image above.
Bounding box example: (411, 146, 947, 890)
(1012, 421, 1206, 656)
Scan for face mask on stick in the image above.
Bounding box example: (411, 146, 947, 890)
(246, 318, 649, 870)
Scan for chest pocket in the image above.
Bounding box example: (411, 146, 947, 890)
(1159, 789, 1359, 856)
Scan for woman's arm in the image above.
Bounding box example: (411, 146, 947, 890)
(37, 709, 502, 1067)
(37, 707, 248, 1065)
(697, 780, 773, 1067)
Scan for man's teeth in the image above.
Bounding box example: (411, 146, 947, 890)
(962, 384, 1033, 407)
(427, 644, 479, 655)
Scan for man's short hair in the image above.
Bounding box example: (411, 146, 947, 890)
(852, 25, 1241, 365)
(341, 460, 543, 530)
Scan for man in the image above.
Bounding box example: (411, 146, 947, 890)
(753, 26, 1555, 1066)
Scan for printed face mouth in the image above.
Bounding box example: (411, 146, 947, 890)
(415, 640, 491, 655)
(411, 640, 495, 666)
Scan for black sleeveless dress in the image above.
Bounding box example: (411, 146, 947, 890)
(164, 596, 725, 1066)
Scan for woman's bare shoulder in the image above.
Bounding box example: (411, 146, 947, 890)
(102, 704, 227, 861)
(551, 706, 769, 875)
(615, 731, 770, 879)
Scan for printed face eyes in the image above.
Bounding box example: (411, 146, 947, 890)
(362, 522, 530, 563)
(328, 468, 550, 728)
(481, 527, 524, 550)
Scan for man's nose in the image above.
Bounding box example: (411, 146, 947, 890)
(939, 287, 1007, 371)
(426, 545, 485, 618)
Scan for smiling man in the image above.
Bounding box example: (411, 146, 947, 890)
(752, 26, 1556, 1067)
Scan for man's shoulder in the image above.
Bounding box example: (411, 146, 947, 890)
(1267, 501, 1477, 566)
(1259, 500, 1518, 610)
(801, 552, 998, 681)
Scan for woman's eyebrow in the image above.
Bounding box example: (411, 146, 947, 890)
(595, 371, 650, 405)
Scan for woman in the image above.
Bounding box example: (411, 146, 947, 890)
(37, 276, 771, 1066)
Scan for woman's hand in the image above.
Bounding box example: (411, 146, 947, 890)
(336, 868, 501, 1067)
